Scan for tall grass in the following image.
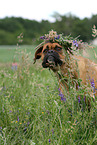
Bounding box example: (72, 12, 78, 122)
(0, 45, 97, 145)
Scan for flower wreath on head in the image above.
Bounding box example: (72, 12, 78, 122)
(35, 30, 90, 55)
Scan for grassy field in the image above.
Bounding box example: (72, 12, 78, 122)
(0, 45, 97, 145)
(0, 45, 35, 63)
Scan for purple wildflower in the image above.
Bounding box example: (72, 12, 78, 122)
(73, 40, 78, 48)
(9, 110, 12, 113)
(28, 112, 30, 115)
(55, 35, 60, 39)
(49, 139, 51, 143)
(51, 129, 54, 134)
(78, 85, 80, 89)
(0, 127, 2, 129)
(58, 88, 66, 103)
(17, 116, 19, 122)
(27, 121, 30, 126)
(59, 93, 66, 102)
(58, 88, 61, 91)
(11, 96, 14, 99)
(40, 36, 45, 39)
(90, 78, 95, 89)
(89, 78, 97, 94)
(59, 93, 64, 98)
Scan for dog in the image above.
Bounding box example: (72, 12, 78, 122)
(34, 39, 97, 106)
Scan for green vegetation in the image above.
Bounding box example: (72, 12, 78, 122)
(0, 14, 97, 45)
(0, 45, 97, 144)
(0, 45, 35, 63)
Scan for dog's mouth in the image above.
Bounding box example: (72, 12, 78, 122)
(46, 56, 56, 68)
(42, 55, 63, 69)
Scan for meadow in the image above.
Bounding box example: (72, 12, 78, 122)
(0, 45, 97, 145)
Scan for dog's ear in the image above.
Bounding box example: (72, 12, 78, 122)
(33, 46, 43, 63)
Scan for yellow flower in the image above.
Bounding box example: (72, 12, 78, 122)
(42, 112, 44, 114)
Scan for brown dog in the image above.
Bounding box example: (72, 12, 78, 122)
(34, 42, 97, 100)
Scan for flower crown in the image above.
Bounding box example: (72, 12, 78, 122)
(40, 30, 60, 41)
(35, 30, 87, 55)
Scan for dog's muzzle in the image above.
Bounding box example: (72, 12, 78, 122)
(42, 50, 63, 68)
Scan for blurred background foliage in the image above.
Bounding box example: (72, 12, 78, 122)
(0, 13, 97, 45)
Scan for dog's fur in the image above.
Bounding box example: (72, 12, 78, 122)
(34, 42, 97, 98)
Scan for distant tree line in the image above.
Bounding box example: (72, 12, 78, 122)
(0, 14, 97, 45)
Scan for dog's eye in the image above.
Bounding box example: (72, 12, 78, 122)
(54, 46, 62, 51)
(43, 48, 49, 53)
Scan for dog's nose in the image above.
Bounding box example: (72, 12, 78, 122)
(48, 50, 54, 54)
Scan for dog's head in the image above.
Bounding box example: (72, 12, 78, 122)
(34, 42, 71, 71)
